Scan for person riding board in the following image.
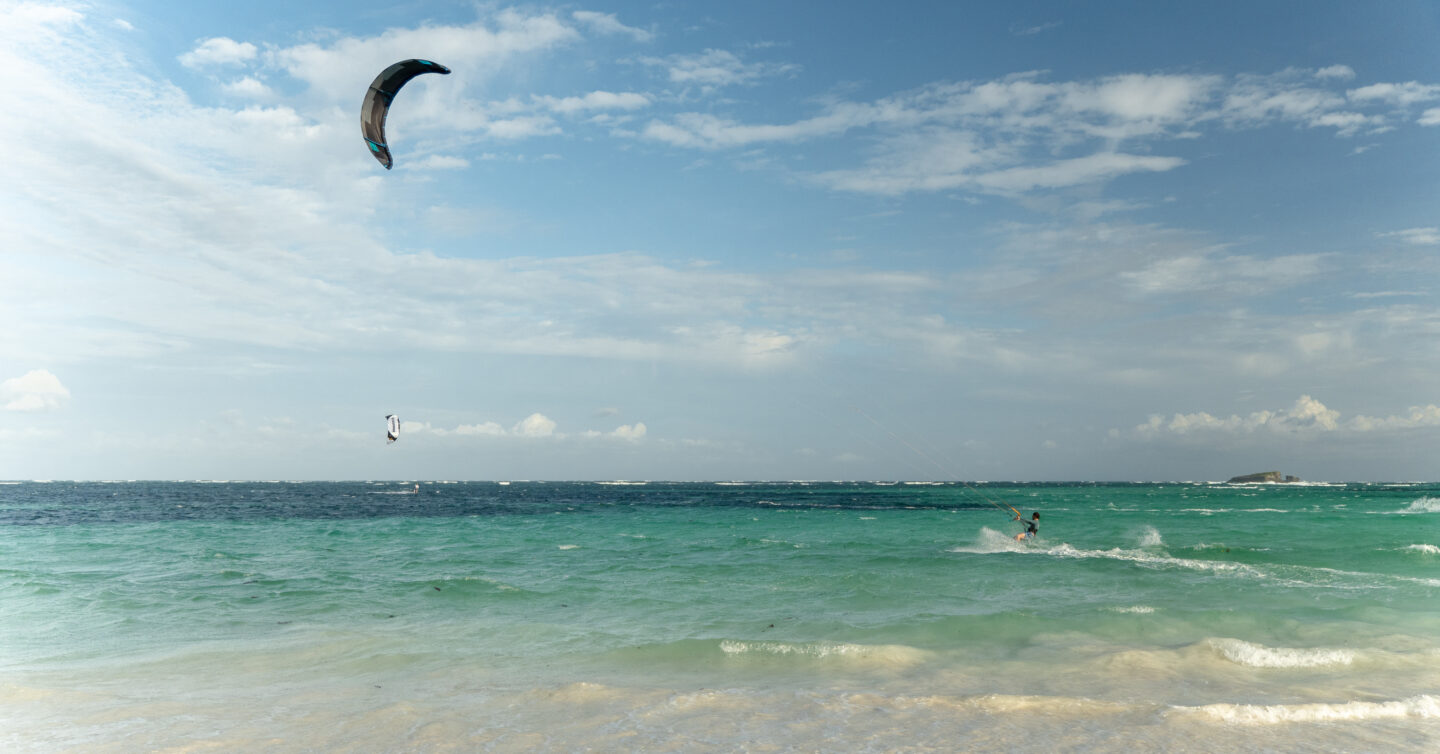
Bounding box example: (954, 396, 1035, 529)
(1014, 511, 1039, 541)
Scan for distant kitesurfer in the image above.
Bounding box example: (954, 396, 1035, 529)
(1014, 511, 1039, 541)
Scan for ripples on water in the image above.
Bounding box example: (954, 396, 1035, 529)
(2, 481, 1438, 751)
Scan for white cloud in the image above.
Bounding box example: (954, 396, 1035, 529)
(2, 3, 83, 29)
(1, 370, 70, 412)
(1348, 405, 1440, 432)
(1224, 77, 1345, 125)
(179, 37, 258, 68)
(485, 115, 561, 139)
(1378, 227, 1440, 246)
(1129, 396, 1440, 439)
(270, 9, 580, 104)
(113, 18, 134, 32)
(643, 104, 881, 150)
(513, 412, 558, 437)
(612, 422, 646, 440)
(637, 66, 1440, 195)
(572, 10, 652, 42)
(642, 49, 799, 88)
(1012, 21, 1061, 36)
(1315, 65, 1355, 80)
(536, 91, 650, 114)
(1309, 110, 1383, 136)
(410, 154, 470, 170)
(976, 152, 1186, 193)
(1420, 108, 1440, 126)
(1121, 252, 1330, 296)
(1347, 81, 1440, 106)
(222, 76, 273, 98)
(585, 422, 647, 440)
(1063, 73, 1217, 123)
(421, 416, 647, 442)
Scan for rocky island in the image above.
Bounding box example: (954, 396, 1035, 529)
(1226, 471, 1302, 484)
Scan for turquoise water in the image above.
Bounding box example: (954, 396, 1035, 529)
(2, 481, 1438, 751)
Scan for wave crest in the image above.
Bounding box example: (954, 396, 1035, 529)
(1208, 638, 1355, 668)
(1403, 497, 1440, 513)
(1176, 695, 1440, 724)
(718, 640, 929, 667)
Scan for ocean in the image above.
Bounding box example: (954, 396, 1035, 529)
(2, 480, 1437, 752)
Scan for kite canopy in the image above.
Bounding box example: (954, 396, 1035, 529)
(386, 414, 401, 444)
(360, 59, 451, 169)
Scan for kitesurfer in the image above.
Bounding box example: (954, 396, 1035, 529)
(1014, 511, 1039, 541)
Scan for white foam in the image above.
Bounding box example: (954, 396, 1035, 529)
(1208, 638, 1355, 668)
(948, 527, 1030, 554)
(1136, 526, 1163, 547)
(1178, 695, 1440, 724)
(1402, 544, 1440, 555)
(718, 640, 928, 667)
(558, 544, 579, 550)
(1105, 605, 1156, 614)
(1402, 497, 1440, 513)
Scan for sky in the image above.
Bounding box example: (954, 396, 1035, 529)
(2, 0, 1438, 481)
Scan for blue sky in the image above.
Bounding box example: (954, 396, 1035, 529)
(3, 0, 1438, 481)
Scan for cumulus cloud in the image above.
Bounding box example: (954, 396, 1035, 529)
(179, 37, 258, 68)
(417, 415, 647, 443)
(583, 422, 647, 440)
(1129, 396, 1440, 439)
(612, 422, 646, 439)
(222, 76, 273, 98)
(513, 412, 558, 437)
(1420, 108, 1440, 126)
(1, 370, 71, 412)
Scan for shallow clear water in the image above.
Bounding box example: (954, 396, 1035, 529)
(2, 481, 1438, 751)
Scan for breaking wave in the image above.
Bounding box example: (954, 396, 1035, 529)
(1207, 638, 1355, 668)
(1402, 497, 1440, 514)
(718, 640, 929, 668)
(1175, 695, 1440, 724)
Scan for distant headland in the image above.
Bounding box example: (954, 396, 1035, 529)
(1226, 471, 1302, 484)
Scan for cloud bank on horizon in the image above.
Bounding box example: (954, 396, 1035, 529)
(2, 1, 1437, 480)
